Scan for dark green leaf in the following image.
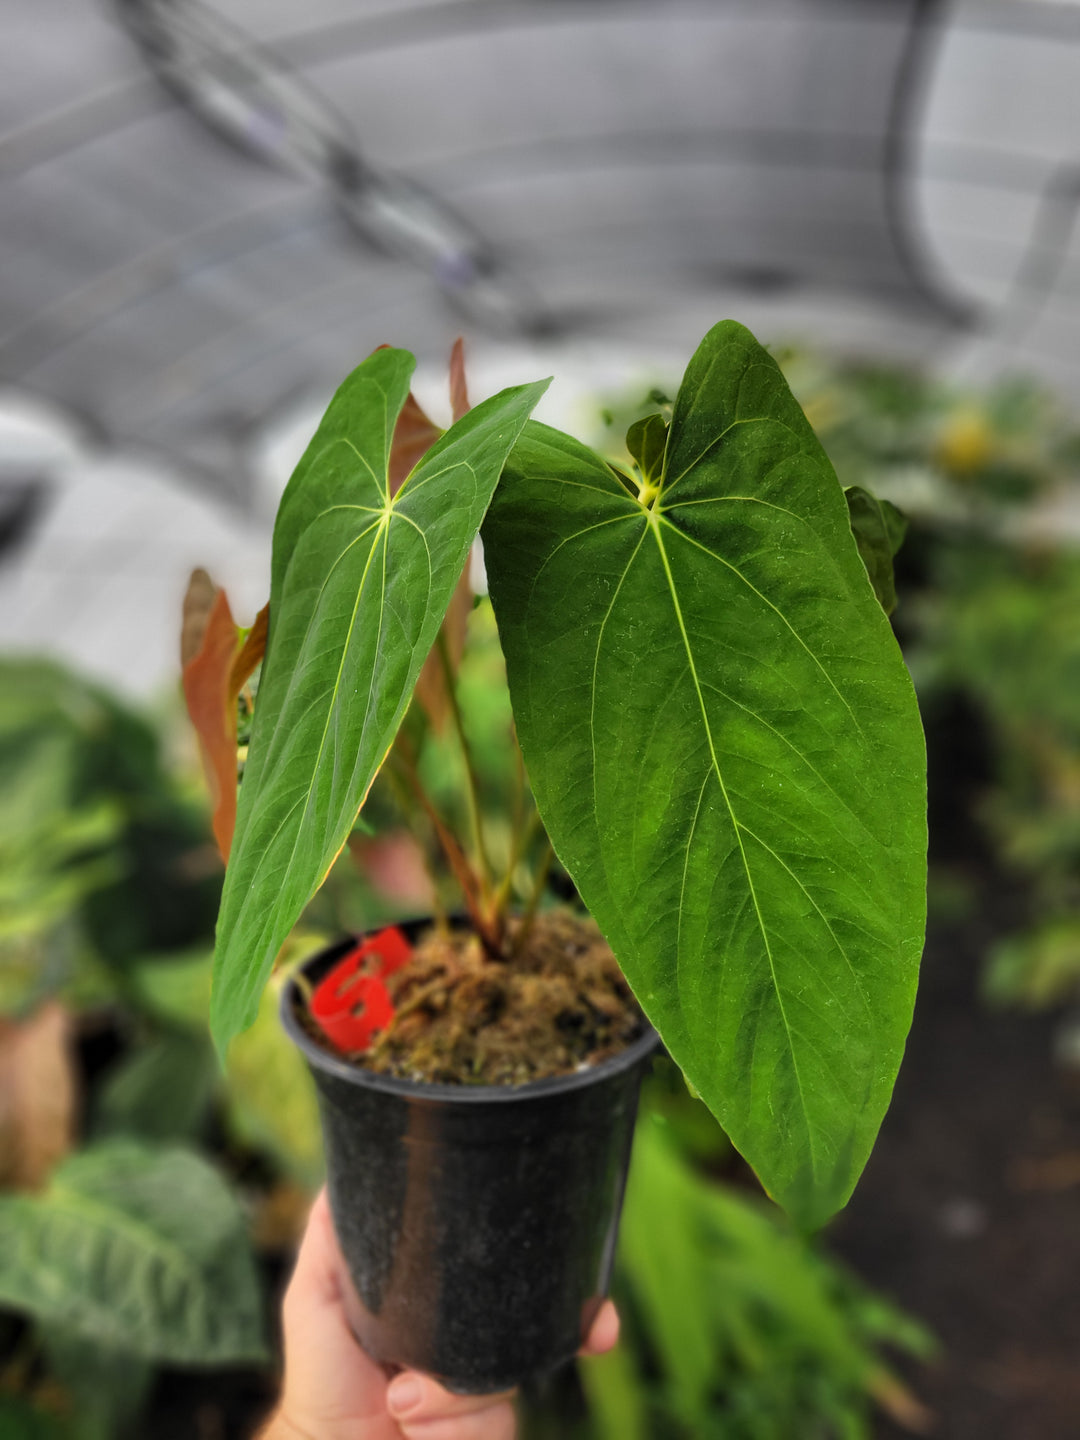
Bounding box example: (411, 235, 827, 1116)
(844, 486, 908, 616)
(0, 1396, 66, 1440)
(211, 348, 548, 1055)
(626, 413, 668, 484)
(92, 1031, 216, 1144)
(0, 1141, 267, 1364)
(486, 320, 926, 1227)
(41, 1326, 153, 1440)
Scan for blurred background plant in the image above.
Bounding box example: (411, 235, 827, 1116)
(785, 351, 1080, 1058)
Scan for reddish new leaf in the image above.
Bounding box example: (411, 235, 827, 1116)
(383, 338, 470, 496)
(348, 830, 435, 907)
(182, 574, 242, 862)
(449, 336, 470, 422)
(180, 567, 218, 668)
(182, 573, 270, 863)
(230, 601, 269, 698)
(0, 1002, 75, 1191)
(388, 391, 442, 496)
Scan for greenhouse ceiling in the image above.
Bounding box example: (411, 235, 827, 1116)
(2, 0, 1080, 502)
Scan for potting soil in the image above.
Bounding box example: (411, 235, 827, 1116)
(305, 910, 645, 1084)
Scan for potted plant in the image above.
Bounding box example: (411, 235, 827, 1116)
(184, 320, 926, 1393)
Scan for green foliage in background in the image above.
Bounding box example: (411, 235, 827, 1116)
(785, 354, 1080, 1023)
(0, 1142, 266, 1365)
(581, 1117, 933, 1440)
(132, 943, 324, 1187)
(0, 659, 221, 1017)
(0, 661, 292, 1438)
(524, 1103, 933, 1440)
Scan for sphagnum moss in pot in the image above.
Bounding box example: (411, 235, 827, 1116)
(182, 322, 927, 1393)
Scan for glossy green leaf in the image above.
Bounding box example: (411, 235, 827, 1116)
(211, 348, 548, 1055)
(0, 1141, 267, 1364)
(844, 485, 908, 616)
(626, 413, 668, 483)
(485, 320, 926, 1227)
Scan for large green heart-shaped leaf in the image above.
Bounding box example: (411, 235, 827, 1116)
(0, 1141, 266, 1364)
(211, 348, 548, 1055)
(485, 321, 926, 1227)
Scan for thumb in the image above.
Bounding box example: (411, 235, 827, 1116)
(279, 1190, 396, 1439)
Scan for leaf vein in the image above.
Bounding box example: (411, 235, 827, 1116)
(659, 515, 864, 738)
(647, 517, 818, 1172)
(696, 679, 875, 842)
(735, 822, 872, 1020)
(271, 517, 389, 915)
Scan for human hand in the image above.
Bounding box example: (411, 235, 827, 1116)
(260, 1189, 620, 1440)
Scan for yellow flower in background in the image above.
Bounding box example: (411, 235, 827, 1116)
(937, 408, 994, 476)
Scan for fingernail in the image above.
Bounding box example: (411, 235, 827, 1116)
(387, 1375, 422, 1415)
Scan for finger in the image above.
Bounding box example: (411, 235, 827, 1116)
(579, 1299, 620, 1356)
(282, 1188, 341, 1319)
(280, 1190, 390, 1430)
(387, 1373, 517, 1440)
(396, 1400, 517, 1440)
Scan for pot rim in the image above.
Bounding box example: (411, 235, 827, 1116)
(280, 929, 660, 1104)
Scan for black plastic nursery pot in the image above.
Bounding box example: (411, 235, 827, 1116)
(281, 925, 658, 1394)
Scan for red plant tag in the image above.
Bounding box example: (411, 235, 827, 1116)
(310, 927, 412, 1052)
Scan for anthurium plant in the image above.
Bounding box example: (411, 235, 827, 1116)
(186, 321, 926, 1230)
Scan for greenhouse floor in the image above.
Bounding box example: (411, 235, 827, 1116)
(835, 886, 1080, 1440)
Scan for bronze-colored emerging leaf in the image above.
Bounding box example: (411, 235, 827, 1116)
(179, 567, 218, 669)
(388, 391, 443, 496)
(0, 1002, 75, 1191)
(182, 580, 270, 863)
(384, 337, 471, 497)
(449, 336, 470, 423)
(230, 602, 269, 699)
(181, 576, 241, 862)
